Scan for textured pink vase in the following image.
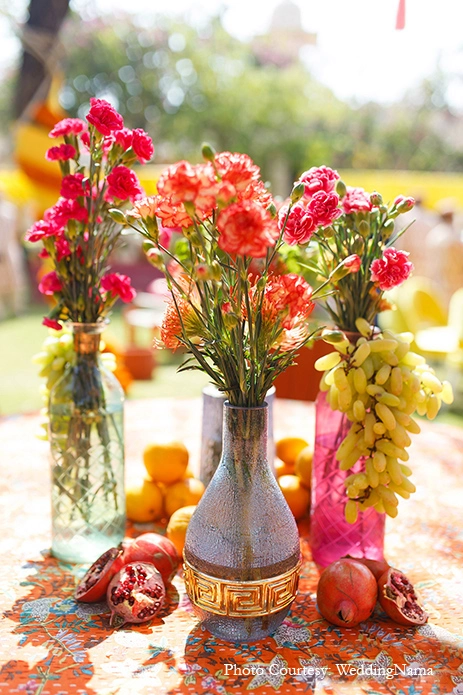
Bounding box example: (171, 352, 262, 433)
(310, 391, 386, 567)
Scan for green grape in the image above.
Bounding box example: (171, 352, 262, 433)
(333, 367, 349, 391)
(353, 367, 367, 394)
(373, 450, 387, 472)
(389, 481, 411, 499)
(373, 422, 386, 435)
(355, 317, 372, 336)
(362, 356, 375, 380)
(315, 351, 342, 371)
(345, 499, 359, 524)
(366, 458, 379, 487)
(399, 463, 413, 477)
(377, 484, 398, 507)
(369, 339, 398, 353)
(364, 412, 377, 447)
(441, 380, 454, 405)
(351, 342, 371, 367)
(367, 384, 385, 398)
(382, 500, 399, 518)
(426, 394, 440, 420)
(375, 403, 396, 430)
(375, 364, 391, 385)
(353, 399, 366, 421)
(389, 367, 403, 395)
(386, 457, 403, 485)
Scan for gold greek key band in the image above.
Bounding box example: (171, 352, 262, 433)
(183, 557, 301, 618)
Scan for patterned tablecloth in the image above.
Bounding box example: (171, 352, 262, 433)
(0, 398, 462, 695)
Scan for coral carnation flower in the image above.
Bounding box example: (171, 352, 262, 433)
(217, 201, 278, 258)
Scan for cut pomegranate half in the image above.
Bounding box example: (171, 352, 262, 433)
(75, 546, 125, 603)
(378, 568, 428, 626)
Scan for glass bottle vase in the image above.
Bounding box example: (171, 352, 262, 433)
(199, 385, 276, 486)
(48, 323, 125, 563)
(184, 401, 301, 643)
(310, 390, 385, 567)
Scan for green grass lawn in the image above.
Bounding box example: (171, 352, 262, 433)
(0, 308, 209, 416)
(1, 309, 462, 429)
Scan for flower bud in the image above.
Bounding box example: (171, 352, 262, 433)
(382, 218, 395, 240)
(370, 191, 383, 206)
(142, 239, 156, 254)
(336, 180, 347, 197)
(201, 142, 216, 162)
(321, 225, 334, 239)
(343, 254, 362, 274)
(351, 236, 365, 255)
(329, 263, 350, 283)
(267, 202, 277, 219)
(211, 261, 222, 282)
(358, 220, 370, 238)
(145, 247, 164, 269)
(395, 196, 415, 213)
(108, 208, 127, 225)
(290, 182, 305, 204)
(194, 264, 211, 281)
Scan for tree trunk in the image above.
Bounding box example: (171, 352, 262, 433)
(14, 0, 70, 120)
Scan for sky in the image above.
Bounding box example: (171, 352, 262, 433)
(1, 0, 463, 108)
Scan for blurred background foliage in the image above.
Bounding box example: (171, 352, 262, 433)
(1, 7, 463, 185)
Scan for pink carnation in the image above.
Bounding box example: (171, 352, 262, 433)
(25, 220, 61, 243)
(342, 186, 372, 214)
(279, 202, 316, 245)
(60, 173, 85, 200)
(217, 201, 279, 258)
(113, 128, 133, 150)
(86, 98, 124, 136)
(49, 118, 86, 138)
(370, 247, 413, 290)
(132, 128, 154, 163)
(45, 198, 88, 227)
(106, 165, 143, 202)
(101, 273, 136, 303)
(307, 190, 341, 227)
(42, 317, 62, 331)
(55, 237, 71, 262)
(46, 144, 76, 162)
(300, 166, 339, 198)
(343, 254, 362, 274)
(38, 271, 63, 296)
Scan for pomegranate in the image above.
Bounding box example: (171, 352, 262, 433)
(75, 546, 125, 602)
(316, 558, 378, 627)
(345, 556, 391, 581)
(107, 562, 166, 626)
(121, 533, 180, 586)
(378, 568, 428, 626)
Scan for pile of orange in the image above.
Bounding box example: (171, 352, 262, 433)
(274, 436, 313, 521)
(126, 440, 204, 553)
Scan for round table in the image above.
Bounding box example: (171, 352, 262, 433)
(0, 398, 462, 695)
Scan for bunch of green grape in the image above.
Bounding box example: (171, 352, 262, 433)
(315, 319, 453, 523)
(33, 329, 117, 440)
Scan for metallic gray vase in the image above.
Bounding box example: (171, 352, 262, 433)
(199, 385, 276, 486)
(184, 402, 301, 643)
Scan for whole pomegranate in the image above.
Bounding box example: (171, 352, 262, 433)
(345, 556, 391, 581)
(107, 562, 166, 626)
(75, 547, 125, 602)
(121, 533, 179, 586)
(317, 559, 378, 627)
(378, 568, 428, 626)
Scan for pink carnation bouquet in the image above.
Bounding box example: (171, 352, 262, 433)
(111, 145, 326, 407)
(280, 166, 415, 332)
(26, 99, 153, 328)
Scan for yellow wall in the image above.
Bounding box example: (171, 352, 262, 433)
(339, 170, 463, 210)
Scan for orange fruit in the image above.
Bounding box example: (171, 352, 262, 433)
(166, 505, 197, 556)
(184, 467, 195, 479)
(278, 474, 310, 520)
(143, 440, 189, 485)
(295, 445, 313, 488)
(126, 478, 164, 522)
(164, 477, 205, 518)
(274, 459, 295, 478)
(275, 437, 309, 467)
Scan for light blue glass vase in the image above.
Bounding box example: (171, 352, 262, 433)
(48, 323, 125, 563)
(184, 401, 301, 643)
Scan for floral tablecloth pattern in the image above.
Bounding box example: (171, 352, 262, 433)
(0, 398, 462, 695)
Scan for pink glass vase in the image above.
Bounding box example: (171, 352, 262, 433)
(310, 391, 386, 567)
